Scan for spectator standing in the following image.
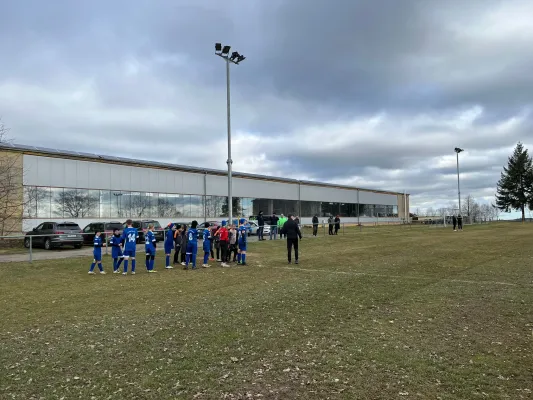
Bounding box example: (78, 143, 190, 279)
(334, 215, 340, 235)
(270, 213, 279, 240)
(457, 215, 463, 231)
(257, 211, 265, 241)
(312, 214, 319, 236)
(278, 214, 285, 239)
(173, 225, 183, 265)
(180, 225, 188, 266)
(452, 215, 457, 231)
(228, 224, 238, 262)
(282, 214, 302, 264)
(328, 215, 334, 235)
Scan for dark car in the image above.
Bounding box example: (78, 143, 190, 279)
(24, 221, 83, 250)
(196, 221, 219, 239)
(126, 220, 165, 243)
(82, 221, 124, 245)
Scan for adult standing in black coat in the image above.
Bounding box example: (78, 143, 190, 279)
(328, 215, 334, 235)
(257, 211, 265, 241)
(457, 215, 463, 231)
(334, 215, 340, 235)
(452, 215, 457, 231)
(281, 214, 302, 264)
(312, 215, 319, 236)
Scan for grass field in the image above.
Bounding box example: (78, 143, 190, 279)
(1, 223, 532, 399)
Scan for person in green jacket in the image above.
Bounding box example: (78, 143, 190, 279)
(278, 214, 287, 239)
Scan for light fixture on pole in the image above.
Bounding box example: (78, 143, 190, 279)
(454, 147, 464, 218)
(214, 42, 246, 225)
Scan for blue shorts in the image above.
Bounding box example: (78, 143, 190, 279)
(202, 241, 210, 253)
(145, 246, 155, 256)
(123, 249, 136, 258)
(238, 242, 247, 251)
(93, 252, 102, 262)
(111, 248, 123, 259)
(164, 242, 174, 254)
(186, 243, 197, 255)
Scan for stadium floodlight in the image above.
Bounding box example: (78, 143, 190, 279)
(454, 147, 464, 219)
(214, 43, 247, 225)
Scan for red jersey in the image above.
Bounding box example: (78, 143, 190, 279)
(219, 227, 229, 241)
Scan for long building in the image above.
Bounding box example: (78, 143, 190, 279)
(0, 143, 410, 233)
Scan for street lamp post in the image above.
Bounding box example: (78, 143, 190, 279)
(215, 43, 246, 226)
(454, 147, 464, 218)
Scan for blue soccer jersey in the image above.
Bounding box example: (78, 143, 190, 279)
(202, 229, 210, 252)
(187, 228, 198, 246)
(122, 227, 138, 256)
(109, 235, 123, 259)
(93, 236, 103, 261)
(238, 225, 247, 250)
(164, 229, 174, 253)
(145, 230, 156, 254)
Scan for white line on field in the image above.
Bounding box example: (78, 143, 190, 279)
(275, 266, 524, 287)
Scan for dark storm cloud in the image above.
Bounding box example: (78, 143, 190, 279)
(1, 0, 533, 215)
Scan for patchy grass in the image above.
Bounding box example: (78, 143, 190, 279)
(0, 223, 532, 399)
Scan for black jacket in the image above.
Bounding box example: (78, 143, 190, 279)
(312, 216, 319, 225)
(281, 219, 302, 240)
(257, 215, 265, 227)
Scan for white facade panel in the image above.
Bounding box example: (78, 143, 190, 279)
(64, 159, 78, 187)
(233, 178, 299, 200)
(182, 172, 204, 195)
(48, 158, 66, 187)
(206, 174, 227, 196)
(23, 155, 39, 186)
(359, 191, 397, 206)
(300, 185, 357, 203)
(76, 160, 90, 189)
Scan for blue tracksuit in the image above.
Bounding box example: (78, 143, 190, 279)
(164, 229, 174, 254)
(185, 228, 198, 268)
(89, 236, 104, 272)
(110, 234, 123, 259)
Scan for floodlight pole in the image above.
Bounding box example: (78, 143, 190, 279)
(215, 43, 245, 226)
(455, 148, 463, 218)
(226, 57, 233, 226)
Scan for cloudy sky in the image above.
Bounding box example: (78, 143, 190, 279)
(2, 0, 533, 217)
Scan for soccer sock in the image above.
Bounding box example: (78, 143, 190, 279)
(145, 255, 150, 270)
(131, 259, 136, 272)
(242, 254, 246, 264)
(237, 253, 242, 263)
(124, 260, 129, 273)
(117, 258, 123, 268)
(89, 262, 95, 272)
(98, 263, 103, 272)
(150, 257, 155, 271)
(192, 252, 197, 268)
(113, 258, 117, 271)
(185, 254, 190, 265)
(165, 255, 170, 266)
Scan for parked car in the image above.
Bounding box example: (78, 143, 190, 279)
(196, 221, 220, 239)
(24, 221, 83, 250)
(82, 221, 124, 245)
(126, 220, 165, 243)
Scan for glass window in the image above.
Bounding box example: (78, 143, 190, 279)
(190, 195, 203, 218)
(251, 198, 269, 216)
(181, 195, 191, 218)
(320, 202, 339, 217)
(340, 203, 357, 217)
(130, 192, 150, 218)
(241, 198, 253, 218)
(214, 196, 225, 217)
(301, 201, 321, 217)
(146, 193, 157, 217)
(157, 194, 175, 218)
(51, 187, 64, 218)
(99, 190, 111, 219)
(23, 186, 38, 218)
(273, 200, 298, 216)
(87, 190, 100, 218)
(36, 187, 51, 218)
(111, 191, 126, 219)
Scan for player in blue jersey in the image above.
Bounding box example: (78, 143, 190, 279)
(185, 220, 198, 270)
(88, 231, 106, 274)
(109, 228, 124, 273)
(237, 218, 248, 266)
(121, 219, 139, 275)
(164, 223, 175, 269)
(145, 224, 157, 273)
(202, 222, 211, 268)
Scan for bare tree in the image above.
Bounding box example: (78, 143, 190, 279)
(54, 189, 99, 218)
(157, 197, 175, 218)
(426, 207, 435, 217)
(23, 187, 49, 218)
(131, 194, 150, 217)
(0, 119, 25, 235)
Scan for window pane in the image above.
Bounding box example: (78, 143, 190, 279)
(99, 190, 111, 219)
(252, 198, 269, 216)
(241, 198, 253, 218)
(23, 186, 38, 218)
(158, 194, 175, 218)
(190, 195, 203, 218)
(110, 191, 126, 219)
(51, 187, 64, 218)
(88, 190, 100, 218)
(36, 187, 51, 218)
(301, 201, 321, 217)
(131, 192, 151, 218)
(182, 195, 191, 218)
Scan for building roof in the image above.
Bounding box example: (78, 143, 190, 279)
(0, 142, 408, 196)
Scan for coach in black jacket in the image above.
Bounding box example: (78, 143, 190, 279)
(281, 214, 302, 264)
(257, 211, 265, 241)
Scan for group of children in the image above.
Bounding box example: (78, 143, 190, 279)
(88, 218, 250, 274)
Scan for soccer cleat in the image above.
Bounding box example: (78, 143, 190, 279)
(113, 270, 120, 274)
(131, 272, 135, 275)
(165, 266, 173, 269)
(202, 264, 210, 268)
(100, 271, 106, 274)
(221, 263, 230, 268)
(181, 262, 186, 266)
(122, 272, 127, 275)
(295, 260, 299, 265)
(88, 271, 95, 274)
(148, 270, 157, 273)
(216, 259, 222, 262)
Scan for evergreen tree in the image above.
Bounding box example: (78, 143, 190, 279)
(495, 142, 533, 221)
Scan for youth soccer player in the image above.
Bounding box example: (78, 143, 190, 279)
(228, 224, 238, 263)
(164, 223, 175, 269)
(109, 228, 124, 273)
(145, 224, 157, 272)
(121, 219, 139, 275)
(88, 231, 106, 274)
(219, 220, 229, 267)
(173, 225, 183, 265)
(185, 221, 198, 270)
(202, 222, 211, 268)
(237, 218, 248, 266)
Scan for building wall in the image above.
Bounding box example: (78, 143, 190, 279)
(0, 151, 24, 235)
(18, 153, 406, 232)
